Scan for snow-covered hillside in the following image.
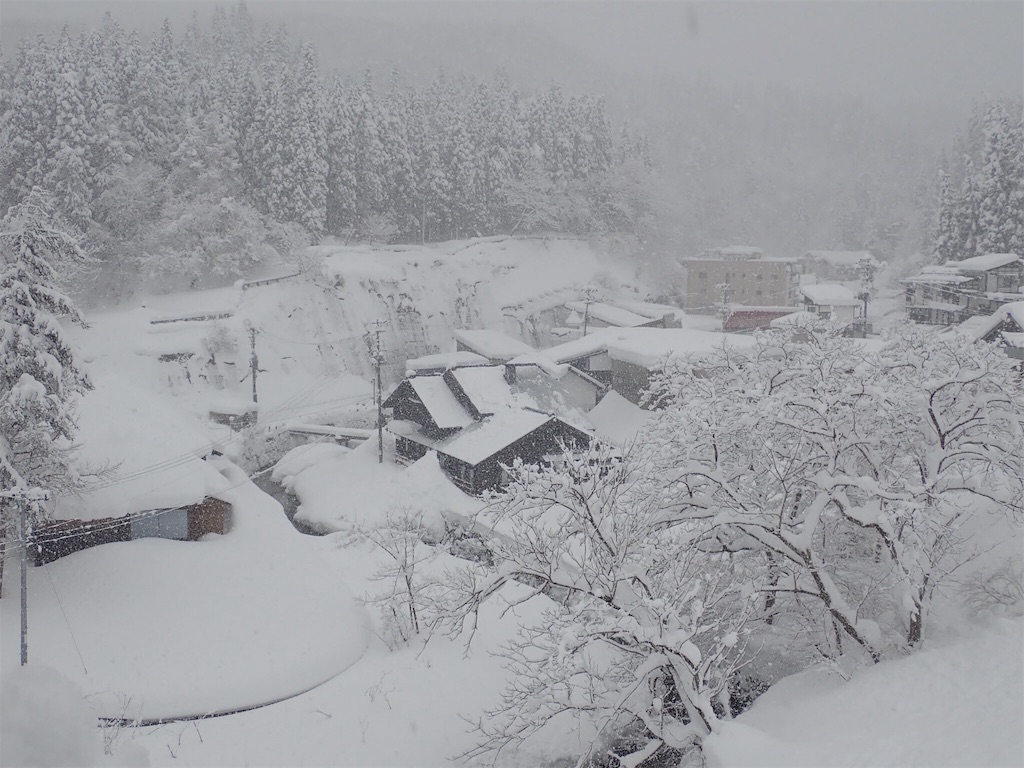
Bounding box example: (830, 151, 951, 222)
(72, 237, 643, 441)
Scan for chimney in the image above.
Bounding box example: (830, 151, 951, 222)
(504, 363, 516, 385)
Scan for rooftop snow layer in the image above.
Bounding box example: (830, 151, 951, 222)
(770, 310, 821, 328)
(564, 301, 653, 327)
(408, 376, 476, 429)
(957, 301, 1024, 341)
(947, 253, 1020, 272)
(525, 327, 622, 364)
(435, 410, 555, 465)
(452, 329, 535, 361)
(800, 284, 860, 306)
(587, 391, 652, 447)
(804, 250, 877, 266)
(406, 351, 489, 372)
(53, 374, 229, 522)
(604, 328, 756, 369)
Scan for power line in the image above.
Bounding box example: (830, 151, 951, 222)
(15, 435, 345, 549)
(42, 561, 89, 674)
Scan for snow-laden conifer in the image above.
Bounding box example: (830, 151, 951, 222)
(0, 190, 90, 498)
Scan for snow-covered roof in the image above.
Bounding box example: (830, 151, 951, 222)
(408, 376, 475, 429)
(587, 391, 652, 447)
(604, 328, 756, 369)
(524, 327, 621, 365)
(53, 375, 230, 522)
(452, 329, 535, 361)
(608, 300, 686, 321)
(804, 250, 877, 267)
(957, 301, 1024, 341)
(769, 310, 821, 328)
(434, 410, 555, 465)
(405, 351, 489, 372)
(800, 284, 860, 307)
(946, 253, 1020, 272)
(901, 267, 973, 285)
(564, 301, 653, 328)
(719, 245, 763, 257)
(1001, 332, 1024, 348)
(449, 366, 525, 415)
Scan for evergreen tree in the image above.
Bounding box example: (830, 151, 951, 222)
(351, 70, 390, 229)
(46, 27, 92, 230)
(130, 19, 184, 162)
(976, 102, 1021, 255)
(0, 190, 90, 496)
(954, 159, 982, 261)
(284, 43, 328, 235)
(3, 37, 55, 208)
(324, 74, 359, 236)
(932, 169, 961, 262)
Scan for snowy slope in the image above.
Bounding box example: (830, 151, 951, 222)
(69, 237, 643, 444)
(705, 619, 1024, 768)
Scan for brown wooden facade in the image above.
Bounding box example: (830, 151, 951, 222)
(34, 496, 232, 565)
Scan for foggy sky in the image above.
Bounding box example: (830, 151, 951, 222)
(3, 0, 1021, 115)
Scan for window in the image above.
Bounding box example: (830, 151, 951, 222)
(131, 508, 188, 541)
(756, 289, 763, 296)
(698, 271, 707, 279)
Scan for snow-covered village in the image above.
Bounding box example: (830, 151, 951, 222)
(1, 2, 1022, 767)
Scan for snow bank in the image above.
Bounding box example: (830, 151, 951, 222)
(291, 439, 481, 534)
(704, 618, 1024, 768)
(2, 464, 369, 721)
(0, 664, 106, 767)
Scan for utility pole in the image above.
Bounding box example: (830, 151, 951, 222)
(248, 324, 259, 406)
(366, 321, 387, 464)
(2, 487, 50, 666)
(581, 285, 599, 337)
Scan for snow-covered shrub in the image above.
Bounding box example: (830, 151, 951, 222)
(362, 506, 443, 649)
(958, 558, 1024, 619)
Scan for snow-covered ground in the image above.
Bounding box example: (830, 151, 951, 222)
(705, 618, 1023, 768)
(3, 238, 1021, 767)
(0, 460, 368, 722)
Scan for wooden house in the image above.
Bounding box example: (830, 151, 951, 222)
(602, 328, 757, 407)
(35, 496, 232, 565)
(33, 376, 235, 564)
(383, 363, 595, 495)
(902, 254, 1022, 326)
(956, 301, 1024, 359)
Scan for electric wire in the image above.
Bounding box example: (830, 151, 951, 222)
(41, 559, 90, 674)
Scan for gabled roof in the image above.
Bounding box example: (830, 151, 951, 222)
(957, 301, 1024, 341)
(382, 376, 475, 429)
(946, 253, 1020, 272)
(452, 329, 535, 361)
(800, 284, 860, 307)
(433, 410, 555, 465)
(387, 364, 594, 462)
